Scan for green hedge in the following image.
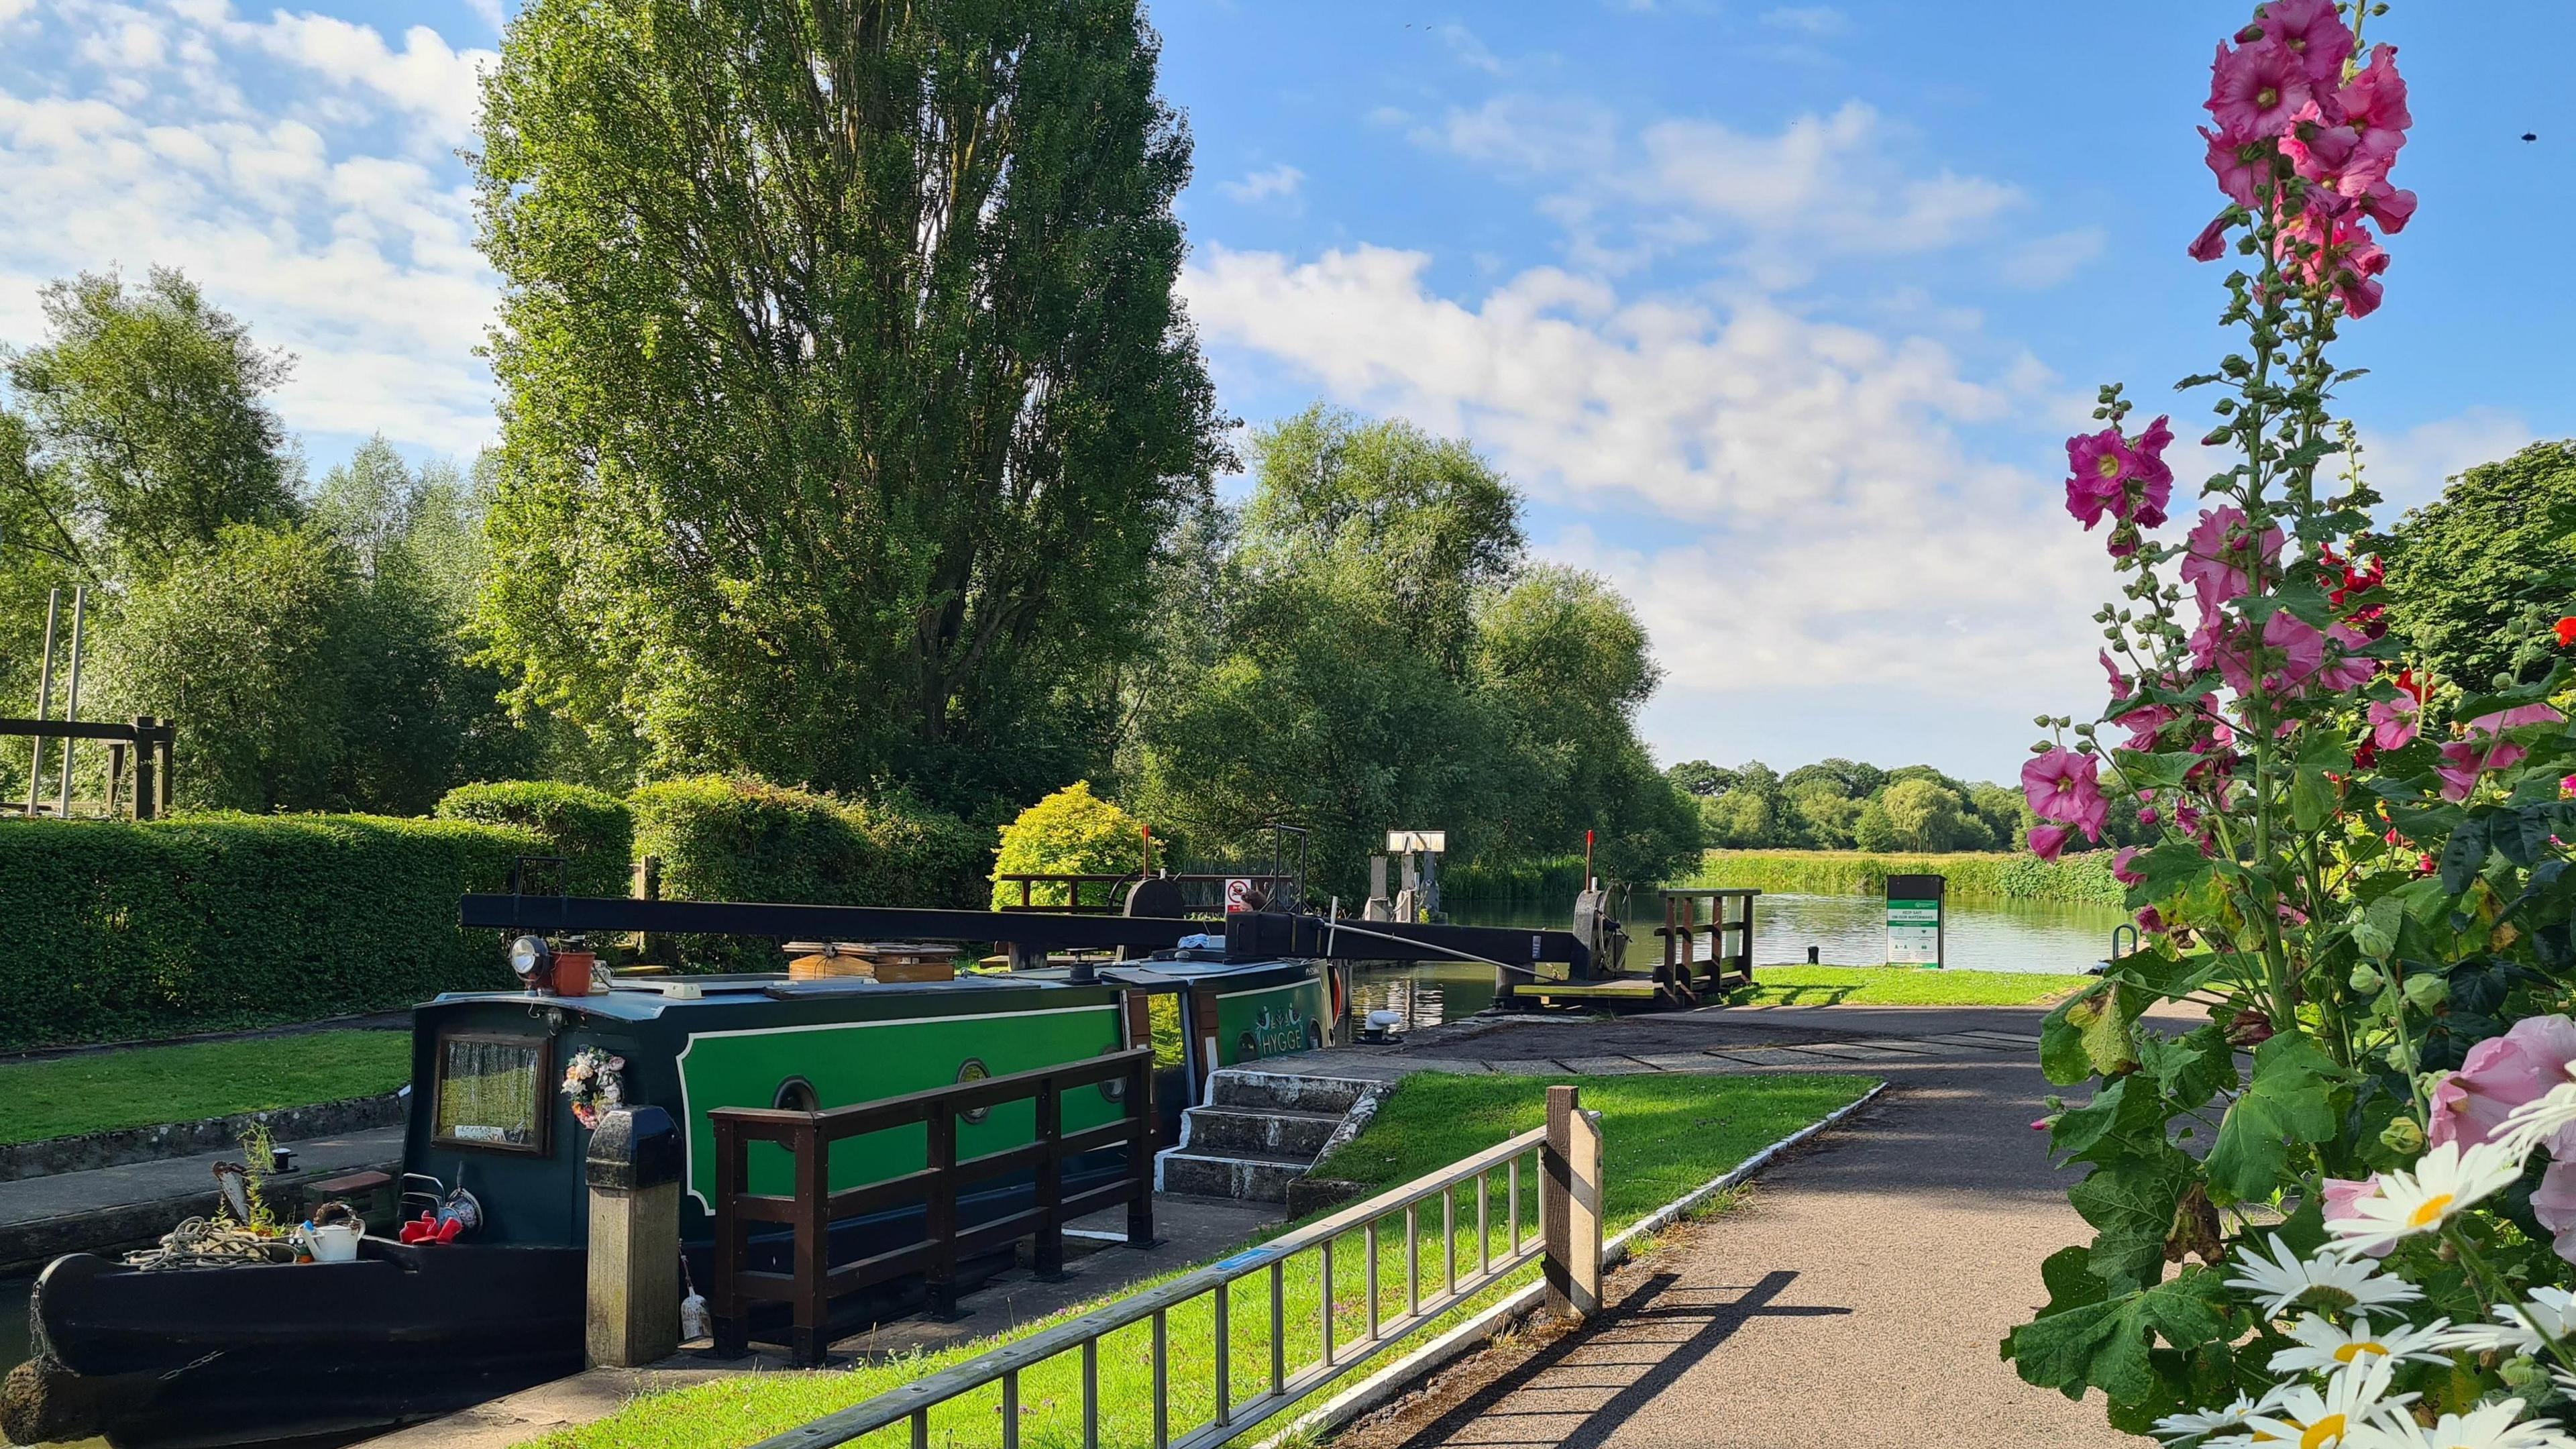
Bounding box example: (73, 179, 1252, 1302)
(0, 814, 539, 1051)
(631, 776, 985, 968)
(434, 780, 634, 897)
(1684, 848, 2125, 907)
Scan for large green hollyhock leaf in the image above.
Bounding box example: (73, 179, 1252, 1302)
(2204, 1034, 2342, 1202)
(2004, 1261, 2232, 1406)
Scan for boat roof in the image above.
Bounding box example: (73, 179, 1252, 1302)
(422, 953, 1311, 1022)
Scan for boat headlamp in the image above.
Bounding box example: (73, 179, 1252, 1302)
(508, 934, 553, 983)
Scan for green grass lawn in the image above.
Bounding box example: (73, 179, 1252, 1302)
(1729, 964, 2093, 1008)
(531, 1071, 1874, 1449)
(0, 1030, 412, 1145)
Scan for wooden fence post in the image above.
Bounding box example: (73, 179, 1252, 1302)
(1128, 1051, 1156, 1246)
(1543, 1085, 1603, 1320)
(792, 1118, 830, 1366)
(710, 1115, 746, 1358)
(925, 1101, 959, 1318)
(131, 717, 155, 821)
(1034, 1079, 1065, 1278)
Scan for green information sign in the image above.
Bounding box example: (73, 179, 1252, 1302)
(1885, 873, 1946, 968)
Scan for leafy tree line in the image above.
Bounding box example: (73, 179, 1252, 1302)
(1668, 755, 2126, 853)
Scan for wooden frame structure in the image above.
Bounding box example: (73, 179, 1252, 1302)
(707, 1046, 1157, 1365)
(2, 714, 174, 819)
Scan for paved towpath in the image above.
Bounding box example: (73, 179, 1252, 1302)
(0, 1126, 405, 1273)
(1294, 1002, 2163, 1449)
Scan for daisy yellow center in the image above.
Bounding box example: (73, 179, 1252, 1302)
(2331, 1341, 2387, 1363)
(2301, 1415, 2347, 1449)
(2407, 1193, 2455, 1227)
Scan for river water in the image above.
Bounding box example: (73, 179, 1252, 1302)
(1344, 892, 2127, 1034)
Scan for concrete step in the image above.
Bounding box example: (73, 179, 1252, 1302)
(1179, 1105, 1343, 1158)
(1157, 1148, 1316, 1204)
(1207, 1069, 1375, 1115)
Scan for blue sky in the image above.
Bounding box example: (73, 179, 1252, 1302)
(2, 1, 2568, 786)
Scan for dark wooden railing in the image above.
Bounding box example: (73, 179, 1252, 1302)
(708, 1047, 1157, 1365)
(2, 714, 174, 818)
(1656, 888, 1759, 996)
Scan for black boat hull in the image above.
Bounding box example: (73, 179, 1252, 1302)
(7, 1242, 584, 1449)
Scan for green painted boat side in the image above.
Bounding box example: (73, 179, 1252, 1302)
(674, 1001, 1128, 1210)
(1214, 976, 1330, 1063)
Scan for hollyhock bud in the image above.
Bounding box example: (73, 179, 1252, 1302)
(2349, 963, 2383, 994)
(2378, 1116, 2425, 1156)
(2112, 847, 2145, 887)
(2226, 1008, 2275, 1047)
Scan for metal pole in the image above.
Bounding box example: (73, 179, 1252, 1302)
(26, 586, 58, 818)
(55, 585, 85, 816)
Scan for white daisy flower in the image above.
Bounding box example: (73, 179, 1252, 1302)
(2269, 1313, 2455, 1376)
(2229, 1233, 2426, 1319)
(2343, 1398, 2576, 1449)
(2242, 1357, 2416, 1449)
(2499, 1081, 2576, 1162)
(2442, 1287, 2576, 1356)
(2326, 1140, 2524, 1256)
(2153, 1390, 2279, 1444)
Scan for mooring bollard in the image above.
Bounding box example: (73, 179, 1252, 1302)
(1542, 1084, 1604, 1320)
(586, 1106, 684, 1368)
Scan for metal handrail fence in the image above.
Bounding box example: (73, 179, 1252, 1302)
(749, 1087, 1603, 1449)
(709, 1048, 1157, 1366)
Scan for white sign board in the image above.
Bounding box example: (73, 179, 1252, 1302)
(1385, 830, 1447, 854)
(1224, 877, 1254, 913)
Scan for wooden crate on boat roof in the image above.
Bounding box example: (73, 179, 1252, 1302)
(781, 941, 957, 982)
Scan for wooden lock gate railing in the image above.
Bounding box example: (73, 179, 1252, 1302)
(709, 1047, 1157, 1365)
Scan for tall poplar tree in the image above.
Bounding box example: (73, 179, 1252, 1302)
(472, 0, 1227, 803)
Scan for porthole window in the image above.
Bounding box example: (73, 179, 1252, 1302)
(773, 1077, 819, 1113)
(1099, 1042, 1128, 1103)
(955, 1059, 991, 1124)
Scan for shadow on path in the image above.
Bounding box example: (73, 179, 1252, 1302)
(1379, 1269, 1849, 1449)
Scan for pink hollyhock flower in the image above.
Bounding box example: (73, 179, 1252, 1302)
(2282, 99, 2369, 191)
(2428, 1014, 2576, 1151)
(2112, 847, 2145, 887)
(2357, 181, 2416, 233)
(2022, 747, 2107, 835)
(2188, 211, 2231, 262)
(2254, 0, 2357, 85)
(2027, 823, 2071, 863)
(2124, 415, 2176, 525)
(2437, 704, 2566, 800)
(2277, 902, 2309, 927)
(2337, 44, 2412, 164)
(2181, 506, 2285, 614)
(2137, 804, 2159, 826)
(2321, 1175, 2392, 1258)
(2135, 906, 2165, 934)
(2532, 1163, 2576, 1267)
(2063, 427, 2133, 529)
(2316, 622, 2376, 692)
(2200, 127, 2265, 208)
(2368, 694, 2419, 751)
(2207, 37, 2316, 141)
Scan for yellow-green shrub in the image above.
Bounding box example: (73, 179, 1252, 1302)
(988, 782, 1150, 910)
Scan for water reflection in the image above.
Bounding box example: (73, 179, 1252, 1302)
(1342, 892, 2127, 1034)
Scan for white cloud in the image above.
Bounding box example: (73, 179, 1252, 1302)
(2362, 406, 2536, 515)
(1760, 5, 1849, 36)
(0, 7, 503, 454)
(464, 0, 506, 31)
(2000, 227, 2106, 289)
(1182, 242, 2113, 711)
(1219, 162, 1305, 207)
(241, 14, 494, 146)
(1434, 22, 1505, 75)
(1417, 97, 2022, 277)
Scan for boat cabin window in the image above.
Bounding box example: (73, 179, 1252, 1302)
(432, 1032, 551, 1154)
(773, 1077, 819, 1113)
